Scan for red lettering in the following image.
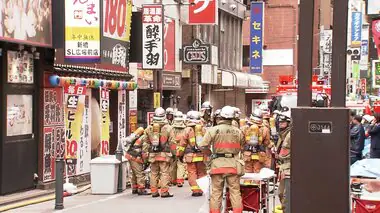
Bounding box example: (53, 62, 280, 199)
(104, 0, 127, 38)
(101, 140, 109, 155)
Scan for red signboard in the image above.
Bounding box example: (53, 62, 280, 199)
(164, 19, 176, 71)
(189, 0, 217, 24)
(360, 78, 367, 96)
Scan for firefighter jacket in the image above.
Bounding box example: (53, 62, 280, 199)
(169, 120, 187, 156)
(142, 121, 173, 163)
(241, 123, 266, 162)
(200, 120, 245, 175)
(276, 125, 292, 178)
(125, 135, 146, 164)
(232, 120, 239, 128)
(261, 122, 274, 149)
(178, 121, 207, 163)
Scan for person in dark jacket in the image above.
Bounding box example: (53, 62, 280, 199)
(369, 113, 380, 158)
(350, 115, 365, 165)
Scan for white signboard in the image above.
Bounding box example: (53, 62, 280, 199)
(263, 49, 293, 66)
(142, 5, 164, 69)
(368, 0, 380, 15)
(118, 90, 127, 141)
(252, 99, 271, 112)
(7, 95, 33, 136)
(76, 90, 91, 175)
(129, 66, 138, 109)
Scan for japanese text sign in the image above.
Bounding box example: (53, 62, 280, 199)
(250, 2, 264, 74)
(101, 0, 133, 69)
(189, 0, 217, 25)
(154, 92, 161, 109)
(360, 78, 367, 96)
(142, 5, 164, 69)
(100, 87, 110, 156)
(164, 18, 176, 72)
(64, 86, 86, 164)
(65, 0, 101, 63)
(147, 112, 155, 126)
(351, 12, 362, 47)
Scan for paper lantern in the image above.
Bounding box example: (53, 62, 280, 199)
(94, 80, 101, 88)
(49, 75, 60, 87)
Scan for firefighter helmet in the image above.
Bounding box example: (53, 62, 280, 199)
(174, 111, 184, 121)
(214, 109, 222, 118)
(201, 101, 213, 110)
(187, 111, 201, 123)
(278, 107, 291, 122)
(166, 107, 174, 115)
(220, 106, 235, 119)
(153, 107, 166, 121)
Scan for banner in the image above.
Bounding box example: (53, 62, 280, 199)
(118, 90, 127, 139)
(372, 60, 380, 88)
(351, 12, 362, 47)
(100, 87, 110, 156)
(129, 109, 137, 133)
(142, 5, 164, 69)
(64, 86, 86, 164)
(164, 18, 175, 71)
(189, 0, 217, 25)
(65, 0, 101, 63)
(76, 89, 91, 175)
(372, 20, 380, 59)
(101, 0, 133, 69)
(42, 88, 65, 182)
(154, 92, 161, 109)
(250, 2, 264, 74)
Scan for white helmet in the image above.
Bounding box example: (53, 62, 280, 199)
(153, 107, 166, 121)
(214, 109, 222, 118)
(220, 106, 235, 119)
(174, 111, 184, 121)
(278, 107, 291, 122)
(166, 107, 174, 115)
(201, 101, 213, 110)
(187, 111, 201, 123)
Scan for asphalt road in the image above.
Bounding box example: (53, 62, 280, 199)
(8, 184, 278, 213)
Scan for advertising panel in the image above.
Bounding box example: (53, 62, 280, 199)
(250, 2, 264, 74)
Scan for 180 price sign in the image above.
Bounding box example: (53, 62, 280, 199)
(103, 0, 128, 40)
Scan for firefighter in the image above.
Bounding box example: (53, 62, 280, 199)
(123, 127, 151, 195)
(168, 111, 187, 187)
(213, 109, 222, 126)
(232, 107, 241, 128)
(201, 101, 213, 127)
(275, 108, 292, 213)
(166, 107, 174, 125)
(242, 109, 267, 173)
(142, 107, 174, 198)
(177, 111, 207, 196)
(261, 110, 274, 168)
(200, 106, 245, 213)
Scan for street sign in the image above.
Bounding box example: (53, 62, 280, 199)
(188, 0, 217, 25)
(183, 39, 211, 64)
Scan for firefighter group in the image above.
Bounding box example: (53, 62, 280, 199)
(123, 101, 293, 213)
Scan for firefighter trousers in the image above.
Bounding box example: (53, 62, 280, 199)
(176, 160, 187, 185)
(187, 162, 206, 193)
(150, 161, 171, 194)
(130, 160, 145, 190)
(210, 174, 243, 213)
(278, 178, 291, 213)
(169, 158, 177, 184)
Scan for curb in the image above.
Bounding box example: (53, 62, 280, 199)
(0, 185, 91, 212)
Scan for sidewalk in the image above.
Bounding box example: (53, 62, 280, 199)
(0, 189, 54, 207)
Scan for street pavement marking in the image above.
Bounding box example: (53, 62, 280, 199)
(59, 193, 125, 212)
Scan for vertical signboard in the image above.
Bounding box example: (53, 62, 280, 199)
(189, 0, 217, 24)
(129, 110, 138, 133)
(372, 20, 380, 59)
(76, 90, 91, 175)
(360, 79, 367, 96)
(65, 0, 101, 62)
(164, 18, 176, 72)
(100, 88, 110, 156)
(142, 5, 164, 69)
(147, 112, 155, 126)
(118, 90, 127, 140)
(320, 30, 332, 76)
(101, 0, 133, 69)
(43, 88, 65, 182)
(64, 86, 87, 165)
(153, 92, 161, 108)
(250, 2, 264, 74)
(351, 12, 362, 47)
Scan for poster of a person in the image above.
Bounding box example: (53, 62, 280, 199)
(0, 0, 51, 46)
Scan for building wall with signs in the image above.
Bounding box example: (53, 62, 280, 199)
(242, 0, 321, 95)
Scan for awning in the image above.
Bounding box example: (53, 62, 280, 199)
(221, 70, 268, 91)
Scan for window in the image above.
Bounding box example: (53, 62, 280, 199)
(243, 45, 250, 67)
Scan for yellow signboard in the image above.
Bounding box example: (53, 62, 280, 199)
(154, 92, 161, 109)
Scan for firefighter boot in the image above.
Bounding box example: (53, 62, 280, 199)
(138, 189, 152, 196)
(161, 192, 174, 198)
